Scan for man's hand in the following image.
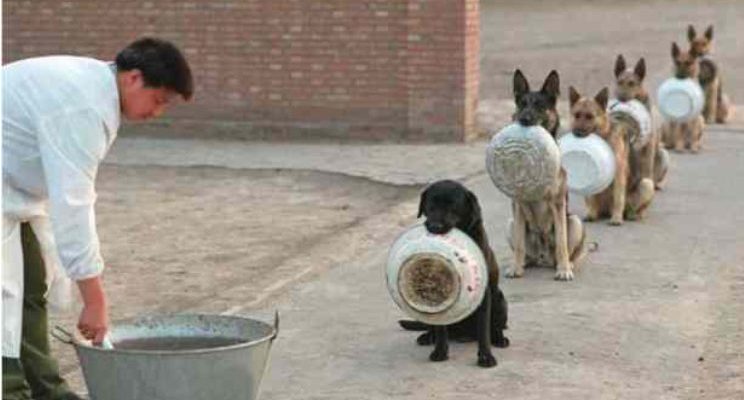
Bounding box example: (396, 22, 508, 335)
(76, 276, 109, 344)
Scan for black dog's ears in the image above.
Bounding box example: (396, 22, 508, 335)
(417, 186, 429, 218)
(513, 69, 530, 103)
(614, 54, 627, 79)
(465, 189, 483, 230)
(541, 70, 560, 103)
(687, 25, 697, 42)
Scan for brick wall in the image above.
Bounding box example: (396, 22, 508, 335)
(3, 0, 480, 142)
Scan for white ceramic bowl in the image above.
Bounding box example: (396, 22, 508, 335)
(657, 78, 704, 122)
(386, 225, 488, 326)
(607, 99, 653, 147)
(558, 132, 617, 196)
(486, 123, 561, 201)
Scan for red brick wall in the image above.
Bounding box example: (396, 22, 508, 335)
(3, 0, 480, 142)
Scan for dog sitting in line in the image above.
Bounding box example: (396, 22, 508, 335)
(613, 55, 669, 190)
(505, 70, 586, 281)
(569, 86, 655, 225)
(398, 180, 508, 368)
(661, 43, 706, 153)
(687, 25, 733, 124)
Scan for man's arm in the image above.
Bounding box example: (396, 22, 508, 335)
(77, 276, 109, 343)
(38, 108, 111, 342)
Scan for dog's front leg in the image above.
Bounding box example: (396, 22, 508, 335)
(476, 288, 497, 368)
(429, 326, 449, 362)
(704, 82, 719, 123)
(716, 92, 731, 123)
(584, 195, 600, 221)
(506, 202, 526, 278)
(551, 196, 574, 281)
(661, 122, 674, 149)
(416, 329, 434, 346)
(690, 116, 704, 153)
(610, 158, 627, 226)
(654, 141, 669, 190)
(673, 122, 685, 152)
(490, 286, 510, 348)
(639, 138, 655, 182)
(710, 82, 720, 124)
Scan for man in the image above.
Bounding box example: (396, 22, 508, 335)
(3, 37, 193, 400)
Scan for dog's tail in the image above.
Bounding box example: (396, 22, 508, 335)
(398, 320, 429, 331)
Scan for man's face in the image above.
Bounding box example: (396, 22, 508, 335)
(119, 69, 178, 121)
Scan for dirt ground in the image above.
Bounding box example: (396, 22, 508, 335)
(51, 166, 419, 378)
(46, 0, 744, 398)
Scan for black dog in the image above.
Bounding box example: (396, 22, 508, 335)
(398, 180, 509, 367)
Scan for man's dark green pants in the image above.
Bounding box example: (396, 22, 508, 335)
(3, 223, 78, 400)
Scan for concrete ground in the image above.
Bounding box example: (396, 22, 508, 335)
(478, 0, 744, 131)
(46, 0, 744, 399)
(256, 129, 744, 400)
(57, 127, 744, 399)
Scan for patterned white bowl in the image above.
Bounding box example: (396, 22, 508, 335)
(486, 123, 561, 201)
(386, 225, 488, 326)
(657, 78, 704, 122)
(558, 132, 617, 196)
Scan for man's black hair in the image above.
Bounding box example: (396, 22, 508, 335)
(115, 37, 193, 100)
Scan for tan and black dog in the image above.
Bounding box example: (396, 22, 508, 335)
(505, 70, 585, 281)
(569, 86, 655, 225)
(687, 25, 733, 124)
(661, 43, 706, 153)
(613, 55, 669, 189)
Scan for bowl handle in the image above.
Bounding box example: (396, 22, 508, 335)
(271, 310, 280, 341)
(51, 326, 75, 345)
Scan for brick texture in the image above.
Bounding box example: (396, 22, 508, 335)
(3, 0, 480, 141)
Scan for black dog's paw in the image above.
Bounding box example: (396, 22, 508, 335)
(429, 347, 449, 362)
(477, 352, 497, 368)
(416, 332, 433, 346)
(492, 335, 510, 348)
(398, 320, 428, 331)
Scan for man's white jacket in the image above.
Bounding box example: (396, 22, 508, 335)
(2, 56, 120, 357)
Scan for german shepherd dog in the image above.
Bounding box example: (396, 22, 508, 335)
(398, 180, 509, 368)
(505, 70, 586, 281)
(569, 86, 655, 225)
(661, 43, 706, 153)
(687, 25, 733, 124)
(613, 55, 669, 190)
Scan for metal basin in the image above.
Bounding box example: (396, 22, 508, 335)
(53, 313, 278, 400)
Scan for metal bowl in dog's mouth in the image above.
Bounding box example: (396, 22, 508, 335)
(398, 253, 460, 314)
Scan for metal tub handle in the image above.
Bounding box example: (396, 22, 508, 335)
(271, 310, 280, 341)
(51, 326, 75, 345)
